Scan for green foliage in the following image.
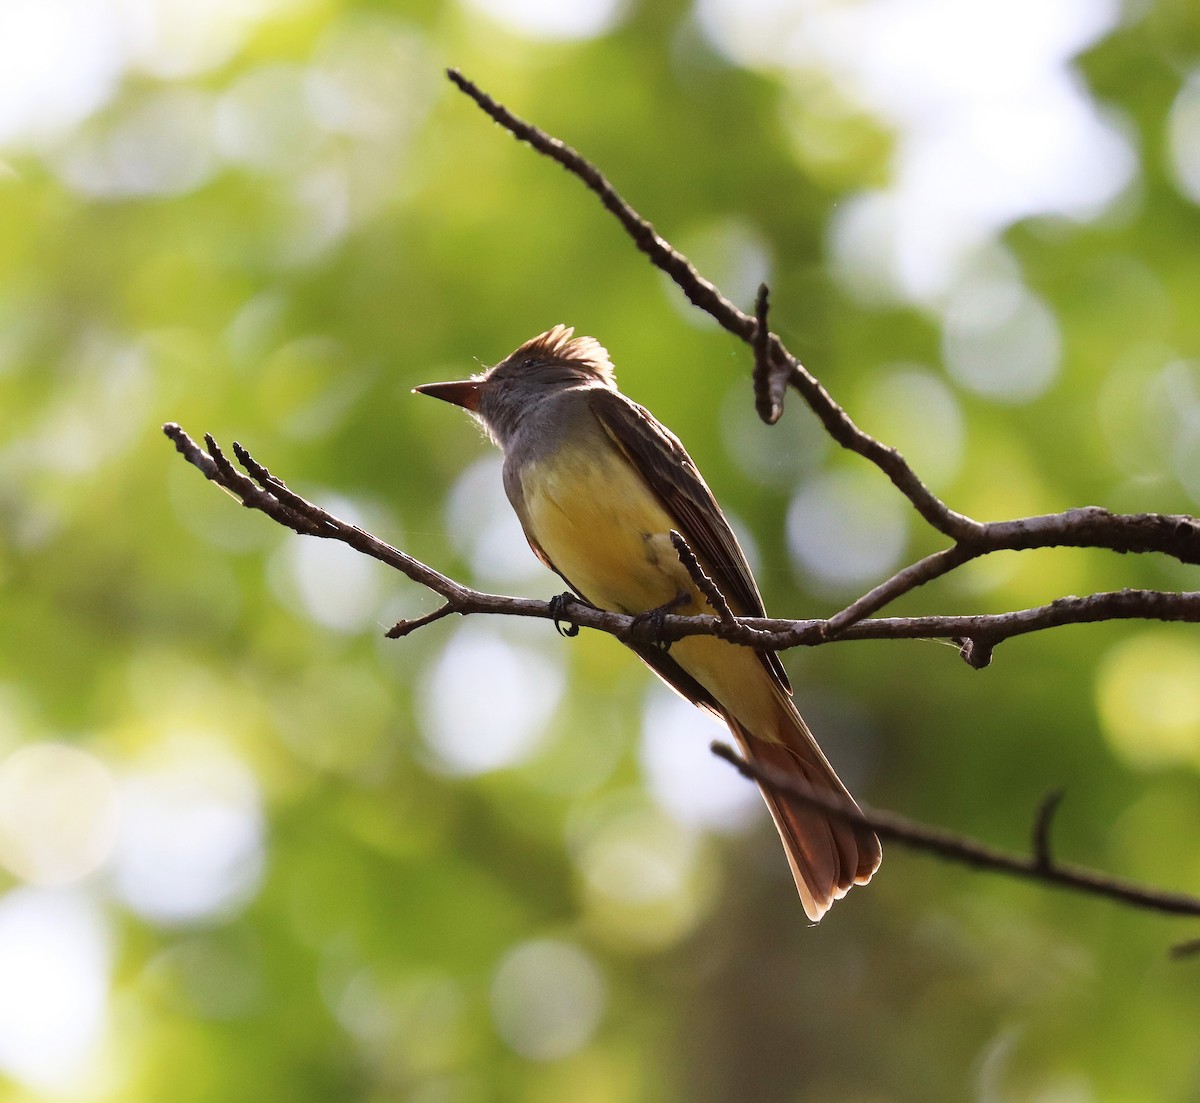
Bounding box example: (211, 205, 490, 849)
(2, 2, 1200, 1100)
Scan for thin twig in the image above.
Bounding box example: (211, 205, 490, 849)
(445, 70, 1200, 620)
(826, 509, 1200, 634)
(752, 284, 784, 425)
(825, 545, 975, 635)
(669, 530, 734, 623)
(386, 602, 457, 639)
(446, 68, 979, 543)
(1032, 790, 1065, 871)
(711, 743, 1200, 919)
(165, 423, 463, 593)
(446, 68, 750, 342)
(164, 422, 1200, 661)
(164, 74, 1200, 928)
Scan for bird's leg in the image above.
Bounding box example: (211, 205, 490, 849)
(623, 590, 690, 652)
(549, 591, 588, 637)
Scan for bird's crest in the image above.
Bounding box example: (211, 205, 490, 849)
(512, 325, 615, 385)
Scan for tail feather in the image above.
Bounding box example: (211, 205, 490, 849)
(727, 704, 881, 921)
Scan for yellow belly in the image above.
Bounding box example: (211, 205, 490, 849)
(520, 442, 781, 735)
(522, 443, 699, 616)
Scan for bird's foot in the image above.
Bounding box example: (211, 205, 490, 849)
(549, 592, 585, 637)
(623, 591, 690, 652)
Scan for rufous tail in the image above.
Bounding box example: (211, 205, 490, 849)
(726, 701, 881, 921)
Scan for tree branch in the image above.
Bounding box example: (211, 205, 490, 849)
(165, 423, 1200, 667)
(445, 68, 1200, 641)
(445, 68, 752, 346)
(163, 73, 1200, 929)
(710, 743, 1200, 920)
(164, 421, 1200, 926)
(668, 530, 734, 624)
(752, 284, 787, 426)
(445, 67, 978, 541)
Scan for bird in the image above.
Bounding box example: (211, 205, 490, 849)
(415, 325, 880, 920)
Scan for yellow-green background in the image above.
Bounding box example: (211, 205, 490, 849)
(2, 1, 1200, 1100)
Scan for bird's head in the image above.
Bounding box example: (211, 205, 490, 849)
(414, 325, 614, 445)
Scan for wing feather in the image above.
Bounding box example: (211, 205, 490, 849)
(587, 389, 791, 693)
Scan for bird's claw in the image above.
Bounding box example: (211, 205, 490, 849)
(549, 592, 581, 637)
(625, 591, 689, 652)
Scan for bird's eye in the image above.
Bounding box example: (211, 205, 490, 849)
(522, 357, 543, 369)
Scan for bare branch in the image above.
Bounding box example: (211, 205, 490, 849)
(165, 423, 464, 596)
(445, 70, 1200, 629)
(386, 602, 456, 639)
(825, 545, 975, 635)
(811, 589, 1200, 664)
(669, 529, 734, 624)
(752, 284, 786, 426)
(163, 424, 1200, 664)
(1032, 790, 1065, 871)
(163, 425, 1200, 924)
(446, 68, 978, 542)
(165, 73, 1200, 928)
(826, 509, 1200, 634)
(710, 743, 1200, 920)
(446, 68, 751, 342)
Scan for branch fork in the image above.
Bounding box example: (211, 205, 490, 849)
(162, 72, 1200, 933)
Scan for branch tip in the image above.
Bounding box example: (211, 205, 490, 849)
(958, 637, 994, 668)
(752, 283, 783, 425)
(711, 737, 1200, 921)
(387, 602, 456, 639)
(1032, 789, 1066, 870)
(670, 530, 732, 623)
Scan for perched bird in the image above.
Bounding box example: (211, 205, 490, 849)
(416, 326, 880, 919)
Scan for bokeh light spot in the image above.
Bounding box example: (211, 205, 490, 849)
(215, 64, 320, 174)
(640, 686, 761, 831)
(1167, 70, 1200, 206)
(721, 383, 830, 488)
(942, 281, 1060, 403)
(460, 0, 627, 41)
(56, 87, 217, 198)
(419, 624, 564, 776)
(490, 939, 605, 1061)
(112, 740, 265, 924)
(665, 218, 771, 327)
(787, 467, 908, 593)
(1096, 633, 1200, 769)
(1110, 788, 1200, 888)
(122, 0, 291, 79)
(1146, 359, 1200, 508)
(860, 365, 965, 489)
(568, 795, 713, 950)
(282, 525, 382, 633)
(0, 743, 119, 886)
(447, 456, 547, 588)
(0, 0, 121, 145)
(703, 0, 1132, 302)
(0, 888, 109, 1092)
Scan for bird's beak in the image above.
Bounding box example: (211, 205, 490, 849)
(412, 379, 483, 412)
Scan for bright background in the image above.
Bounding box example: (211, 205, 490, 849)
(2, 0, 1200, 1100)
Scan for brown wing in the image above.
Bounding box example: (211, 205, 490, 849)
(587, 388, 791, 694)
